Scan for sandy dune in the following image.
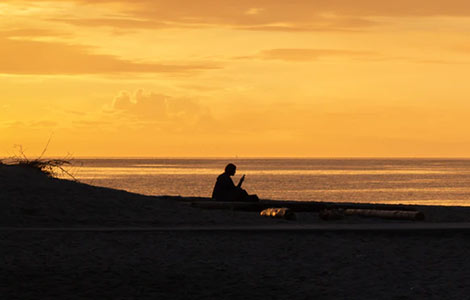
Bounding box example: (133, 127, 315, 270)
(2, 163, 470, 299)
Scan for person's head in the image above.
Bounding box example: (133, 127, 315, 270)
(224, 163, 236, 176)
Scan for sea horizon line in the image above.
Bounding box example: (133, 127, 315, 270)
(4, 156, 470, 160)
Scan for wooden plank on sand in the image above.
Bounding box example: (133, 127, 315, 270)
(189, 200, 419, 213)
(344, 209, 425, 221)
(190, 201, 263, 211)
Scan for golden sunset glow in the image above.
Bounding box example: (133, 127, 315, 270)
(2, 0, 470, 157)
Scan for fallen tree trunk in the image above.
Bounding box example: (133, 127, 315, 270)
(189, 201, 421, 215)
(188, 199, 418, 212)
(319, 209, 345, 220)
(189, 201, 327, 212)
(344, 209, 424, 221)
(190, 201, 263, 211)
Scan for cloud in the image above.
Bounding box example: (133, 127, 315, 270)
(72, 120, 111, 128)
(1, 120, 57, 129)
(47, 18, 171, 30)
(0, 32, 218, 75)
(30, 121, 58, 127)
(111, 89, 212, 128)
(118, 0, 470, 18)
(0, 28, 68, 38)
(245, 8, 264, 16)
(7, 0, 470, 24)
(240, 48, 376, 61)
(38, 0, 378, 32)
(2, 121, 25, 128)
(411, 59, 470, 65)
(36, 0, 470, 34)
(233, 22, 374, 32)
(113, 90, 167, 118)
(50, 17, 376, 33)
(65, 110, 87, 116)
(58, 90, 213, 133)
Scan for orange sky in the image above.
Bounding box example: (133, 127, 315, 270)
(2, 0, 470, 157)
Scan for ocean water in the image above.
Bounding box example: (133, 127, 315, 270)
(65, 158, 470, 206)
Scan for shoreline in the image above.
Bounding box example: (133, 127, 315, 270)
(3, 163, 470, 226)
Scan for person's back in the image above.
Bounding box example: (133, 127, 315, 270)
(211, 172, 236, 201)
(211, 163, 258, 202)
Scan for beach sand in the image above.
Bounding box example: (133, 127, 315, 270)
(1, 163, 470, 299)
(2, 231, 470, 299)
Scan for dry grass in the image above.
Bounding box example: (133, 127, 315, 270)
(14, 156, 74, 179)
(4, 137, 78, 181)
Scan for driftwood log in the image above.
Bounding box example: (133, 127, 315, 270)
(190, 201, 262, 211)
(189, 200, 419, 213)
(190, 201, 325, 212)
(319, 209, 345, 220)
(189, 200, 425, 222)
(260, 208, 296, 220)
(344, 209, 424, 221)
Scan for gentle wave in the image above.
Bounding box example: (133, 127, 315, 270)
(72, 167, 453, 177)
(60, 158, 470, 206)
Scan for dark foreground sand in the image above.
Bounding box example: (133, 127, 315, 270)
(2, 231, 470, 299)
(2, 163, 470, 299)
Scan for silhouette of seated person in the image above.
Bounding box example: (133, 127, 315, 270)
(212, 163, 259, 202)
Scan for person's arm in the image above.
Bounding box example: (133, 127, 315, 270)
(237, 174, 245, 188)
